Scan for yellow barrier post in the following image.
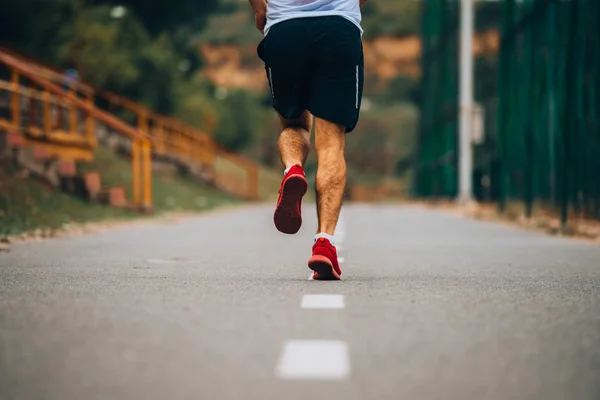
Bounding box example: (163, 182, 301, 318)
(43, 90, 51, 133)
(136, 108, 152, 211)
(11, 70, 20, 130)
(55, 97, 64, 131)
(69, 87, 77, 134)
(138, 108, 148, 139)
(142, 140, 153, 211)
(132, 139, 141, 208)
(85, 93, 95, 144)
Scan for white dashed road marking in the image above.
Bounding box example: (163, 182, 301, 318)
(275, 340, 350, 380)
(146, 259, 179, 264)
(291, 212, 349, 380)
(301, 294, 345, 309)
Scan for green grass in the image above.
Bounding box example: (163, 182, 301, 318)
(0, 146, 240, 237)
(0, 163, 134, 236)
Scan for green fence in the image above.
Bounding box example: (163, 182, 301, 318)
(416, 0, 600, 225)
(415, 0, 460, 199)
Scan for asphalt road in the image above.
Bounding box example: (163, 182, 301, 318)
(1, 204, 599, 400)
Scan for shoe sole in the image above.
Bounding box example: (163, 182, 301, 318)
(274, 174, 308, 234)
(308, 255, 341, 281)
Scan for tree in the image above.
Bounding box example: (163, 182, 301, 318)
(87, 0, 219, 47)
(0, 0, 77, 65)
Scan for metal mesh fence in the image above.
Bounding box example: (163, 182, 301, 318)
(416, 0, 600, 224)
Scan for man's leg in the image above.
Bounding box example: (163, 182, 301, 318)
(314, 117, 346, 235)
(277, 111, 312, 170)
(256, 18, 314, 234)
(272, 111, 312, 234)
(305, 16, 362, 280)
(306, 117, 346, 281)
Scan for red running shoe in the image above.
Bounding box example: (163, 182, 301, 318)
(273, 164, 308, 234)
(308, 238, 342, 280)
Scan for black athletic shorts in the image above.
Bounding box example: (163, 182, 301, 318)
(257, 16, 364, 133)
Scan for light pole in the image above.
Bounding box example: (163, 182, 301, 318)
(457, 0, 475, 204)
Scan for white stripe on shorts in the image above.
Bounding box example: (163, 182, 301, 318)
(355, 65, 359, 109)
(268, 67, 275, 98)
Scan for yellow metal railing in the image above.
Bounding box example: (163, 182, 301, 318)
(0, 77, 96, 161)
(96, 90, 259, 200)
(0, 52, 153, 211)
(0, 46, 260, 201)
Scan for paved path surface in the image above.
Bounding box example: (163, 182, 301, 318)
(1, 204, 599, 400)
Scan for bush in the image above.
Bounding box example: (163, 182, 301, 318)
(211, 88, 272, 152)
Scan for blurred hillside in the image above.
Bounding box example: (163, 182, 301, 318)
(0, 0, 502, 190)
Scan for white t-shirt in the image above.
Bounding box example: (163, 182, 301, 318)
(264, 0, 362, 36)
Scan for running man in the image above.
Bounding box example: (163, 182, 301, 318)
(249, 0, 367, 280)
